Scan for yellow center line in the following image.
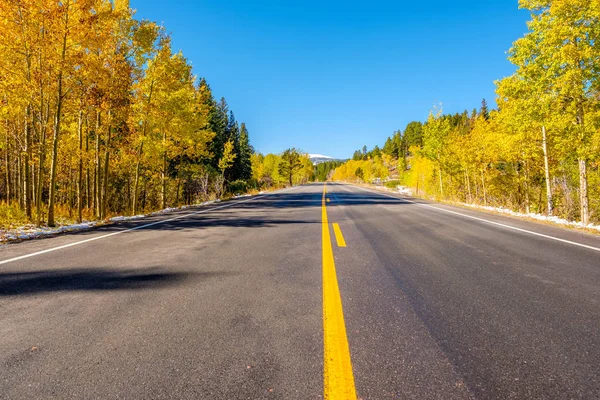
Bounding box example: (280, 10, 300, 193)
(322, 183, 357, 399)
(332, 223, 347, 248)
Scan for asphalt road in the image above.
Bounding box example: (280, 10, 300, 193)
(1, 183, 599, 399)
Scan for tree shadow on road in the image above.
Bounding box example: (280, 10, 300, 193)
(0, 183, 410, 246)
(0, 268, 224, 297)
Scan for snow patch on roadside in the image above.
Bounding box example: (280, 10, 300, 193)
(0, 199, 225, 243)
(365, 182, 600, 233)
(109, 215, 145, 222)
(370, 184, 415, 197)
(1, 221, 99, 242)
(461, 203, 600, 233)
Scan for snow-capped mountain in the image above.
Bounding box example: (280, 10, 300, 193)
(308, 154, 343, 165)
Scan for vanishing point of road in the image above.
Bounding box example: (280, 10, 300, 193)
(1, 183, 599, 399)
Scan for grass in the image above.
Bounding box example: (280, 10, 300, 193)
(384, 180, 401, 189)
(0, 202, 30, 230)
(0, 202, 96, 231)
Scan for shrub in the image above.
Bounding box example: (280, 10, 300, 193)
(227, 180, 249, 195)
(384, 180, 401, 189)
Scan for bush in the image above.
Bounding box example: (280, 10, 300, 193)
(227, 180, 249, 195)
(0, 202, 30, 229)
(384, 180, 401, 189)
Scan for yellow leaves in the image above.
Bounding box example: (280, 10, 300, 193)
(250, 153, 265, 181)
(251, 151, 313, 186)
(218, 139, 236, 174)
(331, 156, 388, 183)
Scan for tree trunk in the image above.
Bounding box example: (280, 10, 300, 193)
(142, 178, 147, 210)
(541, 125, 553, 216)
(77, 110, 83, 223)
(35, 107, 47, 226)
(85, 118, 90, 210)
(481, 167, 487, 206)
(133, 80, 153, 215)
(95, 111, 101, 219)
(101, 116, 112, 219)
(133, 141, 143, 215)
(175, 177, 181, 206)
(35, 30, 48, 225)
(18, 3, 34, 217)
(16, 152, 20, 207)
(67, 163, 73, 218)
(465, 168, 471, 203)
(524, 160, 530, 214)
(24, 105, 32, 219)
(125, 175, 131, 214)
(31, 163, 36, 209)
(47, 4, 69, 227)
(47, 91, 62, 227)
(92, 155, 96, 213)
(17, 146, 22, 209)
(5, 129, 11, 203)
(438, 164, 444, 198)
(579, 158, 589, 225)
(161, 132, 167, 209)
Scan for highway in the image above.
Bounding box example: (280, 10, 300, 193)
(1, 183, 599, 399)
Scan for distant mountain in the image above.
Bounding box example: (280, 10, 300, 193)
(308, 154, 345, 165)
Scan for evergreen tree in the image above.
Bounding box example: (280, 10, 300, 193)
(278, 148, 302, 186)
(227, 110, 241, 180)
(392, 130, 402, 157)
(402, 121, 423, 153)
(470, 108, 478, 121)
(480, 98, 490, 120)
(236, 123, 253, 181)
(382, 137, 395, 156)
(196, 78, 218, 166)
(371, 145, 382, 159)
(315, 161, 344, 181)
(209, 97, 229, 170)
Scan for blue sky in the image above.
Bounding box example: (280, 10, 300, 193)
(130, 1, 530, 159)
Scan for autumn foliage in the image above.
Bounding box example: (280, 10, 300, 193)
(334, 0, 600, 225)
(0, 0, 253, 227)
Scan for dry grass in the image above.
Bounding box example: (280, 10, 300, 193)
(0, 202, 98, 230)
(0, 203, 30, 230)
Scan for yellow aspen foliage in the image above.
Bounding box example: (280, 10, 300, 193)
(0, 1, 255, 227)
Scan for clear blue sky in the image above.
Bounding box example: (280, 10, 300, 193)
(130, 1, 530, 159)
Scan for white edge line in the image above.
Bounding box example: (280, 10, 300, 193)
(348, 184, 600, 253)
(0, 195, 267, 266)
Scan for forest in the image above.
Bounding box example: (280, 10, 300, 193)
(333, 1, 600, 225)
(2, 0, 599, 230)
(0, 0, 290, 229)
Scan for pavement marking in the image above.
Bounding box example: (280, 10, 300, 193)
(332, 223, 347, 248)
(352, 185, 600, 254)
(322, 184, 357, 400)
(0, 195, 267, 266)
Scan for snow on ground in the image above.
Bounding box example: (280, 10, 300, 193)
(366, 183, 600, 233)
(461, 203, 600, 233)
(0, 199, 224, 244)
(1, 221, 99, 242)
(373, 184, 415, 196)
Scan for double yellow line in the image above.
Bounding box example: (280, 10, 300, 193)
(322, 184, 357, 399)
